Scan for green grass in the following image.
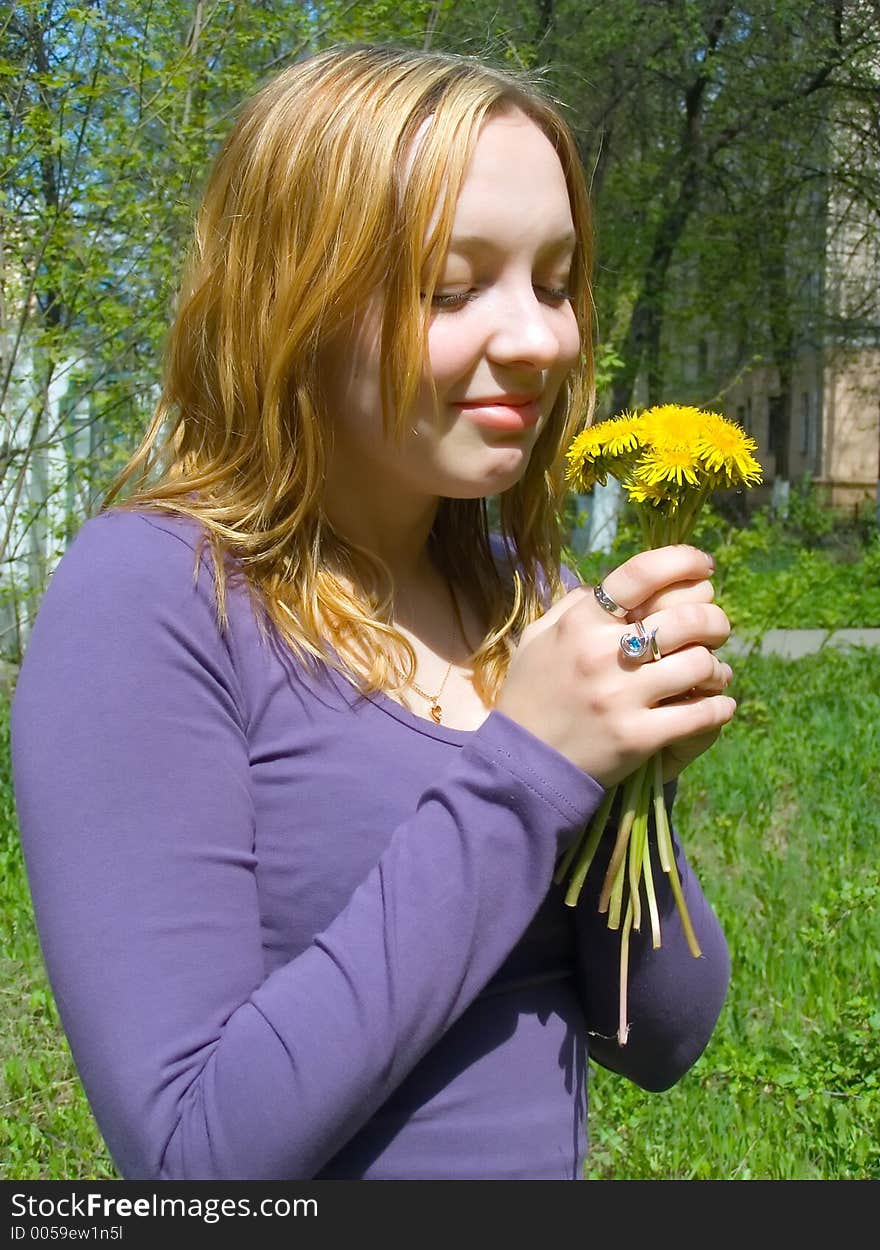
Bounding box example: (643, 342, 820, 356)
(2, 625, 879, 1179)
(566, 493, 880, 637)
(584, 647, 880, 1179)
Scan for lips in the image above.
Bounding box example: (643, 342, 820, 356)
(454, 395, 542, 432)
(459, 394, 541, 407)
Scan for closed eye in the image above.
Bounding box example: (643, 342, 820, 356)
(425, 286, 572, 311)
(538, 285, 573, 304)
(428, 290, 476, 309)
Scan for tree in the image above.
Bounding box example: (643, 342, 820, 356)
(3, 0, 878, 661)
(0, 0, 438, 661)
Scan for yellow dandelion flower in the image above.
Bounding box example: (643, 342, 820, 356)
(639, 404, 708, 448)
(566, 415, 645, 493)
(565, 424, 607, 473)
(695, 415, 763, 486)
(566, 421, 615, 460)
(565, 458, 600, 491)
(636, 444, 704, 489)
(624, 478, 668, 507)
(601, 412, 643, 457)
(565, 422, 619, 490)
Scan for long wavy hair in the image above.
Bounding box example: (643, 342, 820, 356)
(102, 41, 596, 702)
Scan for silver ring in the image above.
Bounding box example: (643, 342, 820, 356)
(595, 581, 627, 619)
(619, 620, 650, 660)
(649, 629, 661, 662)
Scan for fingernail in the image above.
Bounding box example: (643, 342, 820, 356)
(723, 664, 734, 685)
(704, 551, 715, 573)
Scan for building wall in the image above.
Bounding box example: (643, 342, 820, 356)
(720, 345, 879, 513)
(722, 351, 825, 507)
(819, 346, 880, 509)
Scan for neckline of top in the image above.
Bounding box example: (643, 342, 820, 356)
(323, 662, 480, 746)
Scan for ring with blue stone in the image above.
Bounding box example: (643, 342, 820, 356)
(619, 620, 651, 661)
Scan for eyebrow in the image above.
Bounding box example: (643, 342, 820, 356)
(446, 231, 577, 258)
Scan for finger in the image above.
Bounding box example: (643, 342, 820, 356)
(648, 692, 738, 749)
(636, 603, 731, 658)
(660, 660, 733, 700)
(600, 546, 715, 616)
(661, 723, 724, 780)
(635, 645, 732, 704)
(628, 577, 714, 620)
(681, 664, 733, 695)
(691, 657, 734, 694)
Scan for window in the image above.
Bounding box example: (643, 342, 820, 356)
(801, 392, 811, 455)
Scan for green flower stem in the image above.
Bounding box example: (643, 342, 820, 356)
(557, 784, 618, 903)
(638, 509, 655, 549)
(653, 752, 672, 872)
(672, 483, 711, 544)
(632, 760, 660, 945)
(652, 770, 702, 958)
(641, 809, 661, 949)
(598, 764, 646, 915)
(607, 847, 627, 929)
(627, 772, 651, 933)
(618, 894, 635, 1046)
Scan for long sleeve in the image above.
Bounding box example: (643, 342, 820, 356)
(10, 511, 605, 1180)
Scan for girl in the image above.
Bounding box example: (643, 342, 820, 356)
(11, 42, 734, 1180)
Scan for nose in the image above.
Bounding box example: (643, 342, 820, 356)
(484, 280, 567, 371)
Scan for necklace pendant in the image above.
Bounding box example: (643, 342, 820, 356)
(430, 703, 442, 723)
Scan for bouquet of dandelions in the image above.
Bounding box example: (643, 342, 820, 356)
(557, 403, 762, 1045)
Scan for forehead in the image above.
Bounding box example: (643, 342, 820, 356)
(445, 110, 575, 250)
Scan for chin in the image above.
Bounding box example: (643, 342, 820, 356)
(444, 443, 534, 497)
(444, 471, 529, 501)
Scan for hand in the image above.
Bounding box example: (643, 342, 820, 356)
(624, 565, 734, 780)
(495, 545, 736, 788)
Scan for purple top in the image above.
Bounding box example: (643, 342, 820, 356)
(10, 509, 730, 1180)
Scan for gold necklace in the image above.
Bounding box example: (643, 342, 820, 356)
(407, 577, 469, 724)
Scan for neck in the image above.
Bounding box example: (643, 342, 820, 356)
(323, 490, 440, 593)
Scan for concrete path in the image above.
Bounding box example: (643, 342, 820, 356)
(722, 629, 880, 658)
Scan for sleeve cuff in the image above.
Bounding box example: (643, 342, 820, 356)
(465, 709, 605, 827)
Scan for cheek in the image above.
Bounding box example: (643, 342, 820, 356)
(424, 318, 479, 385)
(541, 313, 582, 406)
(558, 309, 582, 370)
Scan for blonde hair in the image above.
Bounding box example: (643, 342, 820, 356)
(103, 41, 596, 701)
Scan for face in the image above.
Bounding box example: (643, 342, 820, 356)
(320, 109, 582, 521)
